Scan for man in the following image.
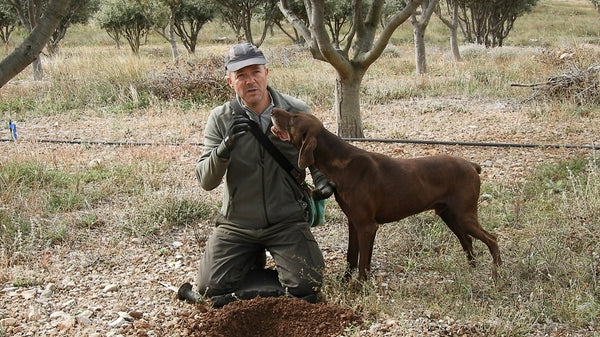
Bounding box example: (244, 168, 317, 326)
(195, 43, 333, 306)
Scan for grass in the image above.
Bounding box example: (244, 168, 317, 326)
(320, 156, 600, 335)
(1, 0, 599, 335)
(0, 158, 213, 265)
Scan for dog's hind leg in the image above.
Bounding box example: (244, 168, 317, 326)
(442, 210, 502, 279)
(462, 216, 502, 268)
(437, 208, 476, 265)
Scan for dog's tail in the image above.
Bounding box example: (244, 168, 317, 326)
(470, 162, 482, 174)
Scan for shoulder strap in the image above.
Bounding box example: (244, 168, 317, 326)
(230, 99, 305, 185)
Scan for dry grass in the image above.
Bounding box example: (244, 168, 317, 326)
(1, 0, 600, 335)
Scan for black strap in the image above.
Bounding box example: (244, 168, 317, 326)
(230, 99, 305, 185)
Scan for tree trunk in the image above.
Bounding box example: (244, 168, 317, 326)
(334, 70, 365, 138)
(0, 0, 71, 87)
(449, 27, 460, 61)
(411, 0, 437, 75)
(32, 58, 43, 80)
(435, 0, 461, 62)
(168, 22, 179, 60)
(413, 18, 427, 75)
(449, 10, 461, 61)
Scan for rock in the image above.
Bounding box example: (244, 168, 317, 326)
(57, 316, 76, 330)
(77, 309, 94, 319)
(1, 286, 18, 292)
(129, 311, 143, 319)
(40, 285, 54, 298)
(76, 315, 93, 326)
(103, 284, 119, 293)
(21, 289, 37, 299)
(0, 318, 18, 327)
(108, 316, 132, 328)
(62, 299, 75, 307)
(117, 311, 134, 322)
(28, 306, 41, 321)
(50, 311, 69, 319)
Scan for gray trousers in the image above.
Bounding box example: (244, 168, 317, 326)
(195, 221, 324, 298)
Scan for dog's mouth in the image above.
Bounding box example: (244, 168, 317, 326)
(270, 124, 290, 141)
(270, 108, 292, 141)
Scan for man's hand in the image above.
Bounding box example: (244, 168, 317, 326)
(311, 170, 335, 200)
(216, 114, 252, 158)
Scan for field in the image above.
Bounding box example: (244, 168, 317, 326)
(1, 0, 600, 335)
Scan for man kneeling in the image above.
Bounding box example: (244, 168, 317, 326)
(192, 43, 333, 307)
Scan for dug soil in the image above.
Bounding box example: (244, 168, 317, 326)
(174, 296, 359, 337)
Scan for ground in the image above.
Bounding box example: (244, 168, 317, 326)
(1, 95, 598, 336)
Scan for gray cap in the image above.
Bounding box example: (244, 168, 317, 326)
(225, 43, 267, 72)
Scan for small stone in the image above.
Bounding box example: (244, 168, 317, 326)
(0, 318, 18, 327)
(62, 299, 75, 307)
(50, 311, 68, 319)
(129, 311, 143, 319)
(40, 288, 53, 298)
(76, 315, 93, 326)
(57, 316, 76, 330)
(369, 323, 382, 332)
(103, 284, 119, 292)
(108, 316, 132, 328)
(1, 287, 18, 292)
(28, 306, 41, 321)
(117, 311, 134, 321)
(77, 309, 94, 319)
(21, 289, 37, 299)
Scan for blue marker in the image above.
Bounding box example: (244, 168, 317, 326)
(9, 120, 17, 140)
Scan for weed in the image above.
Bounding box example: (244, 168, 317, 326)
(11, 278, 42, 287)
(124, 198, 215, 237)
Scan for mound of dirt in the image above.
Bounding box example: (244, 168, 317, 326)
(178, 296, 360, 337)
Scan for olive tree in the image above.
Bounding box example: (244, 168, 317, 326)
(0, 0, 71, 87)
(279, 0, 423, 137)
(213, 0, 278, 46)
(96, 0, 165, 55)
(272, 0, 306, 44)
(5, 0, 47, 80)
(273, 0, 356, 46)
(47, 0, 99, 56)
(171, 0, 215, 53)
(435, 0, 461, 61)
(458, 0, 538, 47)
(0, 2, 18, 44)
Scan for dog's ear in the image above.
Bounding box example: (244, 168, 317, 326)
(298, 135, 316, 169)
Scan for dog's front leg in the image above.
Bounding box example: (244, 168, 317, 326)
(344, 220, 359, 281)
(356, 223, 378, 281)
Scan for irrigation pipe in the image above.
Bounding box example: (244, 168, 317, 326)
(1, 137, 598, 150)
(342, 138, 600, 150)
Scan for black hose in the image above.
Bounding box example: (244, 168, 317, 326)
(1, 137, 598, 150)
(342, 138, 600, 150)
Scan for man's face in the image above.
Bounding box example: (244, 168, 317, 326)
(227, 64, 269, 111)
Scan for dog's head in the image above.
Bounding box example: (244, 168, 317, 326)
(271, 108, 322, 169)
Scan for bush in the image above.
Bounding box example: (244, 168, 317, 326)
(145, 56, 232, 104)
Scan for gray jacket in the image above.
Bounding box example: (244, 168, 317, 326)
(196, 87, 311, 229)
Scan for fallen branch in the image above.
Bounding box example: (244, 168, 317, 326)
(511, 64, 600, 104)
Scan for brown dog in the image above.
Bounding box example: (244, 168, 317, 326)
(271, 108, 502, 281)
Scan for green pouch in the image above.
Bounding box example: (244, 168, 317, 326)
(304, 187, 326, 227)
(313, 197, 326, 227)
